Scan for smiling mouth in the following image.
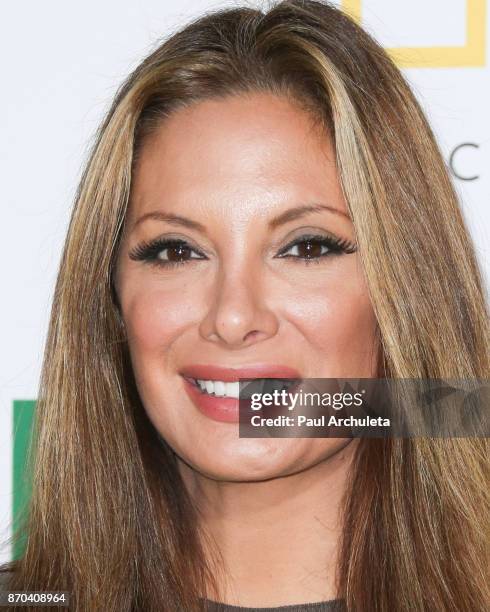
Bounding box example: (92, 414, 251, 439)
(184, 377, 300, 399)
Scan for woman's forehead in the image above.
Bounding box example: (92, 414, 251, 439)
(128, 92, 346, 224)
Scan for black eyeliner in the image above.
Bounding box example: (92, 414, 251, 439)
(129, 237, 207, 265)
(128, 232, 357, 268)
(276, 232, 357, 258)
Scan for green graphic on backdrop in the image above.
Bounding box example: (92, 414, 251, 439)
(12, 400, 35, 561)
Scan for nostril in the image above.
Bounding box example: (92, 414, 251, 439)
(243, 329, 262, 342)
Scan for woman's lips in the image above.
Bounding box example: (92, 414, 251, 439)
(182, 377, 241, 423)
(180, 363, 302, 381)
(180, 364, 302, 423)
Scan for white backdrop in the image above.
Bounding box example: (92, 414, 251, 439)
(1, 0, 489, 562)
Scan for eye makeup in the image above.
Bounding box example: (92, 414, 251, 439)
(129, 237, 207, 268)
(275, 232, 357, 263)
(128, 230, 357, 270)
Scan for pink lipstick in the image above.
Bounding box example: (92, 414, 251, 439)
(180, 364, 301, 423)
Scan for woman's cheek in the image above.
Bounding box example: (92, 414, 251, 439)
(122, 276, 203, 354)
(280, 263, 378, 375)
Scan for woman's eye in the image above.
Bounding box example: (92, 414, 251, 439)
(282, 240, 329, 259)
(157, 242, 201, 263)
(276, 235, 356, 262)
(129, 239, 207, 267)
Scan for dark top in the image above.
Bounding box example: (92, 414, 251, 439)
(202, 598, 345, 611)
(0, 572, 344, 611)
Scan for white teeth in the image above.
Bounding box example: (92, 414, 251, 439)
(214, 381, 225, 396)
(195, 379, 240, 398)
(192, 378, 298, 398)
(225, 382, 239, 398)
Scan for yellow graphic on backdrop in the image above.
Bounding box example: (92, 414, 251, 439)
(341, 0, 486, 67)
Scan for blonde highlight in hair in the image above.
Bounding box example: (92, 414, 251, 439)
(4, 1, 489, 610)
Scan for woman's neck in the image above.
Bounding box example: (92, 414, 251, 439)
(177, 440, 357, 608)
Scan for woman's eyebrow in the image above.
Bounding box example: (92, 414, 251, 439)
(131, 211, 207, 234)
(131, 203, 348, 234)
(268, 204, 349, 229)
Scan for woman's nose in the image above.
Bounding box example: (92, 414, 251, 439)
(198, 267, 279, 348)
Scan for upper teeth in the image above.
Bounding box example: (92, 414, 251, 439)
(194, 378, 297, 398)
(195, 379, 240, 398)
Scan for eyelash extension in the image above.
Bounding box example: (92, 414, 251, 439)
(129, 233, 357, 269)
(129, 238, 207, 268)
(276, 233, 357, 264)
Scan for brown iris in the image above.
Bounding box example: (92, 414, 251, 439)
(296, 239, 324, 258)
(159, 242, 192, 262)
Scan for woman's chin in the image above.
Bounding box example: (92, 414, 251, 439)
(175, 437, 350, 482)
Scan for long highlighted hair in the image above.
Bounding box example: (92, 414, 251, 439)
(4, 1, 489, 610)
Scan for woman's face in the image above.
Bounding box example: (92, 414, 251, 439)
(114, 92, 379, 481)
